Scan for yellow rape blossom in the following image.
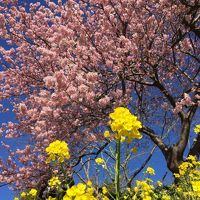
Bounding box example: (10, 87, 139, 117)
(104, 131, 110, 138)
(48, 176, 61, 188)
(28, 188, 37, 197)
(109, 107, 142, 143)
(157, 181, 162, 187)
(191, 181, 200, 197)
(194, 124, 200, 134)
(133, 180, 154, 200)
(131, 147, 137, 153)
(146, 167, 155, 175)
(95, 158, 104, 165)
(86, 180, 92, 187)
(174, 173, 180, 178)
(102, 197, 109, 200)
(46, 140, 70, 163)
(120, 136, 126, 143)
(178, 161, 193, 176)
(187, 155, 197, 163)
(20, 192, 26, 198)
(14, 198, 19, 200)
(161, 194, 171, 200)
(170, 155, 200, 199)
(127, 187, 131, 193)
(102, 186, 108, 194)
(63, 183, 97, 200)
(47, 197, 56, 200)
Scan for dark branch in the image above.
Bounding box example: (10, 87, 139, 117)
(188, 134, 200, 159)
(127, 145, 156, 187)
(141, 126, 168, 155)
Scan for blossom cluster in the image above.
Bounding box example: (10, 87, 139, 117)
(194, 124, 200, 134)
(14, 152, 200, 200)
(48, 176, 61, 189)
(46, 140, 70, 163)
(174, 155, 200, 177)
(15, 188, 37, 200)
(63, 182, 97, 200)
(146, 167, 155, 176)
(173, 93, 194, 114)
(95, 158, 105, 165)
(173, 155, 200, 198)
(133, 180, 156, 200)
(109, 107, 142, 142)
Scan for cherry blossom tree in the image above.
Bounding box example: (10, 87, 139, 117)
(0, 0, 199, 191)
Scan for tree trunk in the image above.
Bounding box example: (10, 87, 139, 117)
(165, 146, 183, 174)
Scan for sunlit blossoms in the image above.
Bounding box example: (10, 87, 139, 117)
(29, 189, 37, 197)
(194, 124, 200, 134)
(109, 107, 142, 142)
(95, 158, 105, 165)
(46, 140, 70, 163)
(191, 181, 200, 197)
(133, 180, 155, 200)
(104, 131, 110, 138)
(19, 188, 38, 199)
(146, 167, 155, 176)
(48, 176, 61, 189)
(63, 183, 97, 200)
(172, 155, 200, 199)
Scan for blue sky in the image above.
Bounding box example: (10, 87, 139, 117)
(0, 100, 17, 200)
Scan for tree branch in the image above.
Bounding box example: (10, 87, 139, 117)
(141, 126, 168, 155)
(154, 81, 185, 121)
(127, 145, 156, 187)
(177, 104, 198, 156)
(71, 141, 110, 168)
(188, 134, 200, 159)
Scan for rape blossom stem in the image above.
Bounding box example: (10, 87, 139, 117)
(115, 139, 121, 200)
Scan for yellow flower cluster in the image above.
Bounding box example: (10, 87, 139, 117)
(101, 186, 109, 200)
(133, 179, 155, 200)
(191, 181, 200, 197)
(47, 196, 57, 200)
(48, 176, 61, 188)
(47, 197, 56, 200)
(173, 155, 200, 198)
(157, 181, 162, 187)
(63, 183, 97, 200)
(29, 189, 37, 197)
(161, 193, 171, 200)
(46, 140, 70, 163)
(174, 155, 200, 177)
(178, 161, 193, 176)
(146, 167, 155, 176)
(19, 188, 37, 199)
(109, 107, 142, 142)
(95, 158, 104, 165)
(104, 130, 110, 138)
(194, 124, 200, 134)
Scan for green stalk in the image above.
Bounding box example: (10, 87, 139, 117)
(115, 139, 121, 200)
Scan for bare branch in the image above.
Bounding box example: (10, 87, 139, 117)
(127, 145, 157, 187)
(188, 134, 200, 159)
(140, 126, 168, 154)
(71, 141, 110, 168)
